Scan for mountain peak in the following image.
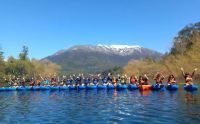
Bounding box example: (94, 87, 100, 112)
(96, 44, 142, 56)
(44, 44, 162, 73)
(97, 44, 141, 49)
(53, 44, 146, 57)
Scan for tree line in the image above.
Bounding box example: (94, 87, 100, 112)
(123, 22, 200, 82)
(0, 46, 60, 84)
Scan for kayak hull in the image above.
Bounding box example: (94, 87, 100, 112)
(59, 86, 69, 90)
(78, 85, 86, 90)
(107, 85, 115, 89)
(128, 84, 138, 90)
(0, 87, 5, 91)
(5, 87, 17, 91)
(50, 86, 60, 90)
(17, 86, 30, 91)
(40, 86, 50, 90)
(151, 84, 165, 91)
(86, 85, 97, 90)
(116, 84, 128, 90)
(69, 86, 76, 90)
(97, 85, 107, 89)
(32, 86, 40, 91)
(139, 85, 152, 91)
(166, 84, 179, 90)
(184, 84, 198, 91)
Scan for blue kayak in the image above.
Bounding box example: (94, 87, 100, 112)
(0, 87, 5, 91)
(17, 86, 27, 91)
(184, 84, 198, 91)
(32, 86, 40, 90)
(40, 86, 50, 90)
(50, 86, 60, 90)
(17, 86, 26, 91)
(128, 84, 138, 90)
(78, 85, 86, 90)
(97, 85, 107, 89)
(17, 86, 33, 91)
(59, 86, 69, 90)
(86, 85, 97, 90)
(166, 84, 179, 90)
(151, 84, 165, 91)
(116, 84, 128, 90)
(107, 85, 115, 89)
(5, 87, 17, 91)
(69, 85, 76, 90)
(25, 86, 32, 90)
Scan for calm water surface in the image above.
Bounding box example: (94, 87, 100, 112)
(0, 88, 200, 124)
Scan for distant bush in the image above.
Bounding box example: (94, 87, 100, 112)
(123, 22, 200, 82)
(0, 46, 60, 82)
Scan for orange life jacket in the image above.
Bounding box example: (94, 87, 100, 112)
(112, 77, 117, 83)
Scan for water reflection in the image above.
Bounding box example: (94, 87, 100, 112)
(168, 91, 178, 98)
(0, 89, 200, 124)
(139, 90, 151, 96)
(185, 92, 198, 104)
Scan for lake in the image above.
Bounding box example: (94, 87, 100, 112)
(0, 88, 200, 124)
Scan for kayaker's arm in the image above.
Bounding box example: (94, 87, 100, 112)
(39, 74, 44, 80)
(191, 68, 197, 77)
(144, 74, 149, 80)
(134, 76, 138, 81)
(161, 74, 165, 80)
(180, 68, 185, 77)
(153, 72, 158, 80)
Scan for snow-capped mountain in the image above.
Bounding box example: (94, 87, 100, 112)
(96, 44, 142, 55)
(44, 44, 162, 73)
(54, 44, 143, 56)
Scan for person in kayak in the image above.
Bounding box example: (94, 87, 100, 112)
(181, 68, 197, 85)
(167, 75, 176, 84)
(20, 77, 26, 86)
(138, 74, 149, 85)
(84, 77, 90, 86)
(75, 76, 82, 86)
(30, 77, 35, 86)
(153, 72, 165, 85)
(92, 77, 99, 85)
(13, 78, 19, 87)
(111, 76, 117, 86)
(42, 77, 50, 86)
(36, 80, 41, 86)
(16, 77, 20, 86)
(50, 78, 57, 86)
(65, 77, 73, 86)
(120, 75, 127, 85)
(130, 75, 138, 84)
(101, 76, 108, 85)
(59, 79, 65, 86)
(5, 76, 12, 86)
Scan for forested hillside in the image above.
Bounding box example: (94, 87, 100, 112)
(123, 22, 200, 81)
(0, 46, 60, 83)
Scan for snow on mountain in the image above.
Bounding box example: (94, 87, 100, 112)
(59, 44, 144, 56)
(96, 44, 142, 56)
(44, 44, 162, 73)
(97, 44, 141, 49)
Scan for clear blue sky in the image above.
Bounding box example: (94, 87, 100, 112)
(0, 0, 200, 59)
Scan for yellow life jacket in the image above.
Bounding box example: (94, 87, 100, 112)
(120, 77, 126, 84)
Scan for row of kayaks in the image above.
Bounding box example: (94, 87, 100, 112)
(0, 84, 198, 91)
(140, 84, 198, 91)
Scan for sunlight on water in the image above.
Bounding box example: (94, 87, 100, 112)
(0, 87, 200, 124)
